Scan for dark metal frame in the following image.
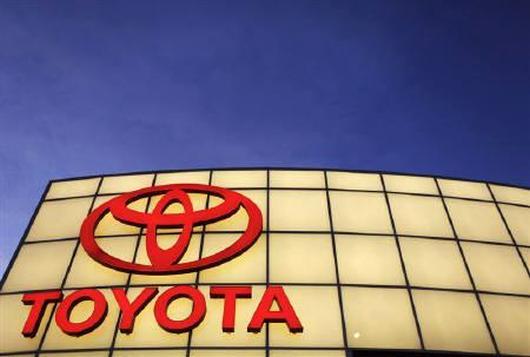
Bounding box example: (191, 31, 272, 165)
(1, 167, 529, 357)
(381, 174, 425, 349)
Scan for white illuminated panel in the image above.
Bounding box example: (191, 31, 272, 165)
(0, 169, 528, 356)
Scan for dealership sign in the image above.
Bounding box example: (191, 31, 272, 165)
(21, 184, 303, 337)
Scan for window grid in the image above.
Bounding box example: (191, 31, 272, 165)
(41, 188, 530, 211)
(107, 174, 158, 356)
(35, 176, 104, 356)
(14, 229, 530, 250)
(265, 169, 270, 357)
(1, 169, 529, 357)
(2, 239, 528, 299)
(323, 171, 349, 350)
(433, 178, 499, 354)
(380, 174, 425, 349)
(2, 282, 528, 300)
(186, 170, 213, 357)
(486, 183, 530, 277)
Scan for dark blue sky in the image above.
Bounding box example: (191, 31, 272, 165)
(1, 0, 529, 273)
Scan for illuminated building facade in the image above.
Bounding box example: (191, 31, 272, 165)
(1, 169, 528, 356)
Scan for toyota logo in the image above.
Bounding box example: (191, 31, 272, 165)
(80, 184, 263, 274)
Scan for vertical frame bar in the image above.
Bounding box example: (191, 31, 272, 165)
(486, 184, 530, 277)
(36, 176, 104, 356)
(323, 170, 349, 354)
(265, 169, 271, 357)
(108, 174, 157, 356)
(434, 178, 499, 354)
(186, 170, 213, 357)
(379, 174, 425, 349)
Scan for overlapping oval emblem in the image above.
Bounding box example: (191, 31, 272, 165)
(80, 184, 262, 275)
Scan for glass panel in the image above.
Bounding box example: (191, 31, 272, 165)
(64, 236, 137, 289)
(342, 287, 420, 349)
(327, 171, 382, 191)
(270, 170, 325, 188)
(27, 198, 93, 241)
(191, 351, 264, 357)
(481, 294, 530, 356)
(330, 192, 392, 234)
(348, 353, 485, 357)
(400, 238, 471, 289)
(522, 247, 530, 267)
(41, 353, 108, 357)
(336, 235, 405, 285)
(190, 286, 266, 347)
(462, 242, 530, 294)
(490, 184, 530, 206)
(271, 351, 344, 357)
(438, 179, 491, 200)
(99, 174, 154, 194)
(46, 178, 100, 199)
(211, 170, 267, 188)
(42, 289, 119, 350)
(0, 293, 55, 353)
(199, 234, 266, 284)
(1, 240, 77, 293)
(413, 290, 494, 353)
(115, 287, 190, 347)
(269, 286, 343, 347)
(130, 234, 200, 286)
(383, 175, 438, 195)
(499, 204, 530, 245)
(270, 234, 335, 284)
(446, 199, 511, 243)
(114, 351, 187, 357)
(206, 190, 266, 232)
(389, 194, 453, 238)
(270, 190, 330, 231)
(93, 197, 147, 236)
(156, 171, 210, 185)
(91, 194, 116, 208)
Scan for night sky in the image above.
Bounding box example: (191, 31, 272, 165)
(1, 0, 529, 273)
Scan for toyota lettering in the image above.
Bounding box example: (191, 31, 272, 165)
(20, 183, 303, 337)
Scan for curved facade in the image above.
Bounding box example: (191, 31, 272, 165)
(1, 168, 529, 356)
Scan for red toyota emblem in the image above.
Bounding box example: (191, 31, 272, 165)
(80, 184, 263, 275)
